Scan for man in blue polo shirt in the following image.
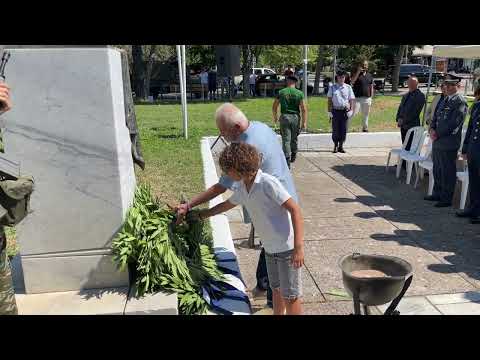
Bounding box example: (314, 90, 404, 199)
(175, 103, 298, 310)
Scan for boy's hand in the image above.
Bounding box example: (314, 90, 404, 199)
(292, 246, 304, 268)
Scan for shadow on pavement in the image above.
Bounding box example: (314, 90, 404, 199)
(332, 163, 480, 286)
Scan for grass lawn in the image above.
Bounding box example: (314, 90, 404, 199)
(135, 95, 403, 204)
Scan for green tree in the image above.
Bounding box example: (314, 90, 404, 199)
(313, 45, 333, 95)
(260, 45, 304, 72)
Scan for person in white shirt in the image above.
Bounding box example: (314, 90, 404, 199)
(196, 142, 305, 315)
(200, 67, 209, 100)
(327, 70, 355, 153)
(248, 72, 257, 97)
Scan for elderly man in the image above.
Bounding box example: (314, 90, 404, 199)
(426, 73, 468, 207)
(396, 76, 425, 151)
(175, 103, 298, 310)
(0, 80, 18, 315)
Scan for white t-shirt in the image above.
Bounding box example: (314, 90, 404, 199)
(228, 169, 294, 254)
(327, 83, 355, 109)
(200, 71, 209, 85)
(249, 73, 257, 85)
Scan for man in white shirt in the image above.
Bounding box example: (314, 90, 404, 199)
(248, 72, 257, 97)
(327, 70, 355, 153)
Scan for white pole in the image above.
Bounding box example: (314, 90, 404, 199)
(423, 55, 435, 126)
(333, 45, 337, 81)
(176, 45, 186, 139)
(181, 45, 188, 139)
(303, 45, 308, 99)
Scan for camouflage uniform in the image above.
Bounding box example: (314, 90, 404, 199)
(0, 175, 34, 315)
(0, 227, 17, 315)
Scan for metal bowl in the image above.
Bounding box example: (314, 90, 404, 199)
(339, 253, 413, 306)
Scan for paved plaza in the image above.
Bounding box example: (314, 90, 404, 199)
(224, 147, 480, 315)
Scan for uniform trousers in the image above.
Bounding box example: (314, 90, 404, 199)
(432, 146, 458, 203)
(467, 148, 480, 216)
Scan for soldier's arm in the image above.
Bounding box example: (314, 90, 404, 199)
(461, 113, 473, 154)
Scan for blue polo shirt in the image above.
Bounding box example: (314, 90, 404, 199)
(218, 121, 298, 203)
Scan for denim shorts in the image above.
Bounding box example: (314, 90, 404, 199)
(265, 249, 302, 300)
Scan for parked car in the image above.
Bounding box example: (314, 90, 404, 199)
(386, 64, 445, 88)
(255, 73, 313, 96)
(235, 67, 276, 86)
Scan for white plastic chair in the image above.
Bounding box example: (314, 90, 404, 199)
(413, 135, 433, 188)
(394, 127, 426, 181)
(417, 159, 434, 195)
(386, 126, 424, 173)
(415, 129, 467, 196)
(456, 168, 469, 210)
(399, 131, 429, 185)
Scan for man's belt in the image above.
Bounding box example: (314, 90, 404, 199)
(333, 107, 348, 111)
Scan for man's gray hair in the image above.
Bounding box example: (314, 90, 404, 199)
(215, 103, 248, 128)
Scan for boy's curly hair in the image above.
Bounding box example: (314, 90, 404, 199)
(219, 143, 261, 177)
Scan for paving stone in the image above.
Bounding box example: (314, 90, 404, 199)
(303, 216, 398, 241)
(304, 156, 347, 172)
(305, 238, 476, 298)
(125, 290, 178, 315)
(436, 302, 480, 315)
(293, 172, 351, 196)
(427, 291, 480, 305)
(377, 296, 442, 315)
(299, 194, 374, 218)
(304, 300, 355, 315)
(229, 222, 254, 241)
(291, 154, 322, 173)
(15, 287, 128, 315)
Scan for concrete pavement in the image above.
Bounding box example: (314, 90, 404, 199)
(224, 147, 480, 315)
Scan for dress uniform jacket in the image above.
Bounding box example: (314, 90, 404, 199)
(461, 101, 480, 215)
(431, 93, 468, 151)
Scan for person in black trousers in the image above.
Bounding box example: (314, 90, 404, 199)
(327, 70, 355, 153)
(457, 87, 480, 223)
(426, 73, 468, 207)
(395, 76, 425, 151)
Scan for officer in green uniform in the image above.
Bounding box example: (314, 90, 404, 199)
(272, 75, 308, 168)
(426, 73, 468, 207)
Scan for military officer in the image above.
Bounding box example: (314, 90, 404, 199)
(457, 88, 480, 223)
(426, 73, 468, 207)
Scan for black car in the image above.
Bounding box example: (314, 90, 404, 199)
(386, 64, 445, 88)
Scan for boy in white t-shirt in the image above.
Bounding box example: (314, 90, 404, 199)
(197, 143, 305, 315)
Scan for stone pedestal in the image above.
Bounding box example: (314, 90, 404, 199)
(2, 46, 136, 293)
